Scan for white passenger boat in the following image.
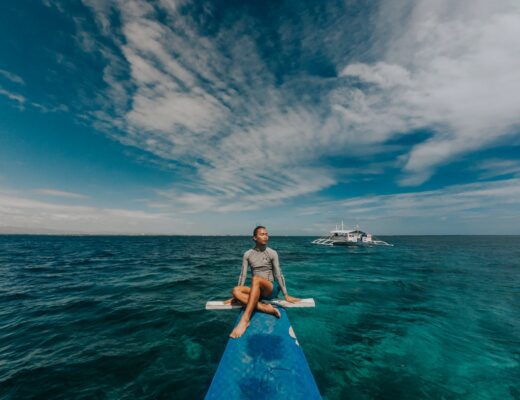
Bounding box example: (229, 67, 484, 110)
(312, 222, 391, 247)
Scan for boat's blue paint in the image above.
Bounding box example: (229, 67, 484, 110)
(205, 307, 321, 400)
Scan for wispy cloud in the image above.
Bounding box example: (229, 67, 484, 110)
(336, 0, 520, 185)
(71, 0, 520, 212)
(0, 87, 25, 106)
(0, 85, 69, 113)
(34, 189, 89, 199)
(473, 159, 520, 179)
(0, 68, 26, 107)
(0, 189, 189, 234)
(0, 69, 25, 85)
(302, 178, 520, 222)
(79, 0, 344, 211)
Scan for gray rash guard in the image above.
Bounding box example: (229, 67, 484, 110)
(238, 246, 288, 297)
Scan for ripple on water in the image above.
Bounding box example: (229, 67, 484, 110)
(0, 235, 519, 399)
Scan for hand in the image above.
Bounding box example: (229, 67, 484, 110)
(284, 295, 301, 303)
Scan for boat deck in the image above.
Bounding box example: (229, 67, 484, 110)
(205, 307, 321, 399)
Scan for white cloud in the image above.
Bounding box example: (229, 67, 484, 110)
(0, 80, 67, 113)
(298, 178, 520, 234)
(76, 0, 520, 216)
(156, 166, 334, 213)
(0, 86, 25, 106)
(0, 190, 189, 234)
(0, 69, 25, 85)
(332, 179, 520, 218)
(79, 0, 343, 211)
(336, 0, 520, 185)
(341, 63, 412, 89)
(34, 189, 89, 199)
(474, 159, 520, 179)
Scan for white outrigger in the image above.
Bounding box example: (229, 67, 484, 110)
(312, 222, 392, 247)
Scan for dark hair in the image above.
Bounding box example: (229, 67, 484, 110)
(253, 225, 266, 236)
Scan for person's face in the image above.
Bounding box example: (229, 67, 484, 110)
(254, 228, 269, 246)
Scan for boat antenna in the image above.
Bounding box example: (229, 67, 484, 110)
(341, 220, 344, 230)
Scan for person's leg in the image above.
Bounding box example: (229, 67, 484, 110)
(230, 276, 280, 338)
(231, 286, 250, 304)
(229, 286, 281, 316)
(223, 286, 250, 305)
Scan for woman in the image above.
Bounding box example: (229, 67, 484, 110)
(225, 226, 300, 338)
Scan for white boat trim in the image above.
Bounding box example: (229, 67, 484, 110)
(205, 298, 316, 310)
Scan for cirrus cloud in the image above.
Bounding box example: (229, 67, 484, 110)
(74, 0, 520, 212)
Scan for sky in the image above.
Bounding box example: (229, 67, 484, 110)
(1, 0, 520, 235)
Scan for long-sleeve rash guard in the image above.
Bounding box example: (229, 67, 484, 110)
(237, 246, 288, 297)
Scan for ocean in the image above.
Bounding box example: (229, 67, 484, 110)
(0, 235, 518, 399)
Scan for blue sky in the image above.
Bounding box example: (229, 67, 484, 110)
(1, 0, 520, 235)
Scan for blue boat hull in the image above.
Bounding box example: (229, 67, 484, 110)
(205, 308, 321, 400)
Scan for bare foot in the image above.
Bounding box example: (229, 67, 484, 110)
(223, 298, 240, 305)
(258, 303, 281, 318)
(229, 319, 250, 338)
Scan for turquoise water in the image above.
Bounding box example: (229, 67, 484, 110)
(0, 235, 519, 399)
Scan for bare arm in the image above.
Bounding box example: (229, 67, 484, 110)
(224, 252, 250, 304)
(238, 251, 249, 286)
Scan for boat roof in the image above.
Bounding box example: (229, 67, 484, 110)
(329, 229, 367, 235)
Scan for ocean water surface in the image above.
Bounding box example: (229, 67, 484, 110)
(0, 235, 519, 399)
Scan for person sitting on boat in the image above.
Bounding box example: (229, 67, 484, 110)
(225, 226, 300, 338)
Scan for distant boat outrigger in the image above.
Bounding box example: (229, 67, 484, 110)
(312, 222, 392, 247)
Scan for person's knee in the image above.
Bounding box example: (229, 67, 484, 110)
(231, 286, 241, 296)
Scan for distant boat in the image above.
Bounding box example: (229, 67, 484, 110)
(312, 222, 392, 247)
